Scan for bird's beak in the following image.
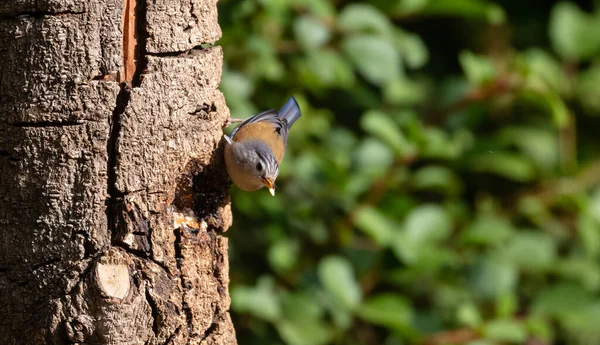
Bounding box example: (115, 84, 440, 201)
(262, 178, 276, 196)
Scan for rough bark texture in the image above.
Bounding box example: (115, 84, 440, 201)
(0, 0, 235, 344)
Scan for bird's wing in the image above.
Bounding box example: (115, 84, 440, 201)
(232, 121, 287, 163)
(231, 109, 289, 146)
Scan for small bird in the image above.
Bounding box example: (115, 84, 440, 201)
(224, 96, 301, 196)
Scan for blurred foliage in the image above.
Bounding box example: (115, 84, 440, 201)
(218, 0, 600, 344)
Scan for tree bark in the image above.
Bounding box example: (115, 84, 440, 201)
(0, 0, 235, 344)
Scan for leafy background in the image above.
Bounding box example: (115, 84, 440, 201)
(217, 0, 600, 344)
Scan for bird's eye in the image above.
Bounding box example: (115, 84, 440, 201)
(256, 162, 263, 171)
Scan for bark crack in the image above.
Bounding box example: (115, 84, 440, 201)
(189, 0, 199, 28)
(30, 257, 62, 272)
(120, 0, 147, 85)
(162, 325, 182, 345)
(131, 0, 148, 86)
(106, 84, 130, 242)
(145, 287, 159, 337)
(113, 241, 173, 278)
(145, 44, 215, 58)
(200, 321, 218, 341)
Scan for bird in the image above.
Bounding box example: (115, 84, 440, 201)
(224, 96, 301, 196)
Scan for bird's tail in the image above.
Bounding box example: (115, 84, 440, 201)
(279, 96, 301, 128)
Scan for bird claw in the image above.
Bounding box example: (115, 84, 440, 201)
(224, 117, 244, 127)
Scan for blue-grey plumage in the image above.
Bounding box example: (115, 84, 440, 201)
(278, 96, 302, 129)
(224, 96, 301, 196)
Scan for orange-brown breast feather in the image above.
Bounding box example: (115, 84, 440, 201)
(233, 122, 285, 163)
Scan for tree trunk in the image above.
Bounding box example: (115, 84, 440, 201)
(0, 0, 236, 344)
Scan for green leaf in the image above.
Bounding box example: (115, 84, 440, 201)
(231, 276, 281, 321)
(279, 292, 332, 344)
(496, 293, 518, 318)
(383, 77, 428, 105)
(295, 0, 336, 18)
(419, 0, 505, 24)
(555, 257, 600, 291)
(549, 2, 600, 60)
(521, 49, 566, 92)
(353, 206, 397, 246)
(276, 319, 332, 345)
(575, 63, 600, 117)
(294, 15, 330, 50)
(501, 233, 556, 272)
(357, 294, 413, 330)
(247, 36, 285, 80)
(471, 259, 517, 298)
(352, 138, 395, 179)
(411, 165, 463, 196)
(459, 51, 496, 84)
(421, 128, 471, 160)
(578, 213, 600, 259)
(342, 34, 401, 84)
(360, 110, 413, 155)
(462, 217, 514, 245)
(220, 69, 254, 99)
(589, 188, 600, 223)
(317, 256, 362, 311)
(395, 30, 429, 69)
(457, 302, 482, 327)
(526, 317, 554, 342)
(518, 88, 570, 128)
(392, 0, 428, 14)
(561, 302, 600, 339)
(469, 152, 537, 182)
(404, 204, 453, 243)
(533, 283, 593, 317)
(301, 49, 356, 88)
(483, 319, 528, 343)
(338, 3, 392, 35)
(268, 239, 300, 273)
(498, 127, 559, 173)
(546, 92, 570, 127)
(575, 63, 600, 114)
(394, 205, 453, 264)
(282, 292, 325, 321)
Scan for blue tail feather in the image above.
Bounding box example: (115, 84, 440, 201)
(279, 96, 301, 128)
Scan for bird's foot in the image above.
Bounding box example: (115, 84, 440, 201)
(224, 117, 244, 127)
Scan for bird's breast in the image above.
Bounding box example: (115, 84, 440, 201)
(224, 144, 264, 191)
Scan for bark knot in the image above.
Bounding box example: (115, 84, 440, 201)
(64, 315, 94, 343)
